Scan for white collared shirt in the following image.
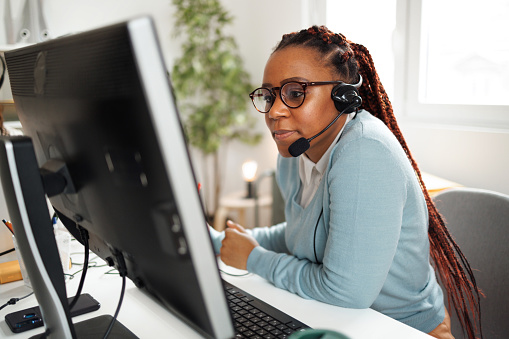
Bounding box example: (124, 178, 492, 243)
(298, 114, 353, 208)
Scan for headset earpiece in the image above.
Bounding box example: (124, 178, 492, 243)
(331, 83, 362, 113)
(289, 77, 363, 157)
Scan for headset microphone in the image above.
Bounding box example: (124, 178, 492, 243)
(288, 113, 343, 157)
(288, 76, 363, 157)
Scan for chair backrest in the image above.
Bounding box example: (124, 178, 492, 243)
(433, 187, 509, 339)
(269, 172, 285, 226)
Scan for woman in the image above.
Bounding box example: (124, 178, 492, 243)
(210, 26, 481, 339)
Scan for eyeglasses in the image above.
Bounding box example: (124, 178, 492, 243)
(249, 81, 344, 113)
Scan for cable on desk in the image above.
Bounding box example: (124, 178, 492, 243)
(69, 254, 109, 270)
(0, 291, 34, 311)
(102, 270, 127, 339)
(65, 254, 116, 280)
(68, 226, 90, 311)
(105, 268, 119, 275)
(219, 269, 251, 277)
(0, 247, 15, 256)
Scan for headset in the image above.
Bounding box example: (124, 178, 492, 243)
(311, 75, 363, 263)
(331, 75, 363, 113)
(288, 75, 363, 157)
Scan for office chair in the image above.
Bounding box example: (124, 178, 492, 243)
(433, 187, 509, 339)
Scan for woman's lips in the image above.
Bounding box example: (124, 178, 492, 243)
(273, 130, 295, 141)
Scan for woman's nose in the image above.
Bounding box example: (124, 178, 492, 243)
(267, 95, 290, 119)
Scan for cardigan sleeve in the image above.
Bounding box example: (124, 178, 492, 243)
(247, 136, 408, 308)
(249, 222, 289, 253)
(209, 222, 289, 255)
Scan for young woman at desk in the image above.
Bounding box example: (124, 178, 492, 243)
(210, 26, 481, 339)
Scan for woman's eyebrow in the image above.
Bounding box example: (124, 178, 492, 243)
(282, 76, 307, 84)
(262, 77, 308, 88)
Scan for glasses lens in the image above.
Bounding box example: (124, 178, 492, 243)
(251, 88, 273, 113)
(281, 82, 305, 108)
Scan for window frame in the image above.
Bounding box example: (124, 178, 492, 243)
(393, 0, 509, 130)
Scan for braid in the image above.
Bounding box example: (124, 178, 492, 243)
(275, 26, 483, 338)
(351, 42, 483, 339)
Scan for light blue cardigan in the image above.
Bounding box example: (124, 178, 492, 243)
(210, 110, 445, 333)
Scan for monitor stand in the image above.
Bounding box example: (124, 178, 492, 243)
(30, 315, 138, 339)
(0, 136, 137, 339)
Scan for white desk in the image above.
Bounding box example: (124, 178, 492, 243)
(0, 244, 431, 339)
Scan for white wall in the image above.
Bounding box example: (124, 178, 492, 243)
(214, 0, 304, 198)
(399, 122, 509, 195)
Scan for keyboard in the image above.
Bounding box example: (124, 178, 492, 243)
(223, 280, 310, 338)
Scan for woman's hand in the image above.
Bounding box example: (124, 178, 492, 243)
(220, 220, 259, 270)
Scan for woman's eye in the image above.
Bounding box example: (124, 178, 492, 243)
(263, 95, 273, 103)
(282, 83, 305, 102)
(288, 90, 304, 99)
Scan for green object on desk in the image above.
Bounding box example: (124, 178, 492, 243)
(289, 328, 350, 339)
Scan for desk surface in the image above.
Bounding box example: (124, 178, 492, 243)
(0, 243, 431, 339)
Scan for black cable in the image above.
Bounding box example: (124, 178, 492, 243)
(310, 109, 355, 264)
(0, 54, 6, 90)
(102, 275, 126, 339)
(313, 208, 324, 263)
(68, 226, 90, 311)
(0, 248, 15, 256)
(0, 291, 34, 311)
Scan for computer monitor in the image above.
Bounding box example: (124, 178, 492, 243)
(2, 16, 234, 339)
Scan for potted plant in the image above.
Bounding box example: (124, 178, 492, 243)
(171, 0, 261, 218)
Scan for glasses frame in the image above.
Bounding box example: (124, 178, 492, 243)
(249, 80, 344, 113)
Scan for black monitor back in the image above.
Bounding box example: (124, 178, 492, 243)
(4, 16, 233, 339)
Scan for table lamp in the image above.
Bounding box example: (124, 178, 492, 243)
(241, 160, 258, 199)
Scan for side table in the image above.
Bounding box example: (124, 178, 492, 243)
(213, 191, 272, 231)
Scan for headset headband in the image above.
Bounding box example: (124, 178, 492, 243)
(352, 74, 362, 88)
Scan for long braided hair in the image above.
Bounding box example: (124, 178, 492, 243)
(274, 26, 482, 338)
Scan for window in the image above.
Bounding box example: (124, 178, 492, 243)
(316, 0, 509, 129)
(398, 0, 509, 128)
(419, 0, 509, 106)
